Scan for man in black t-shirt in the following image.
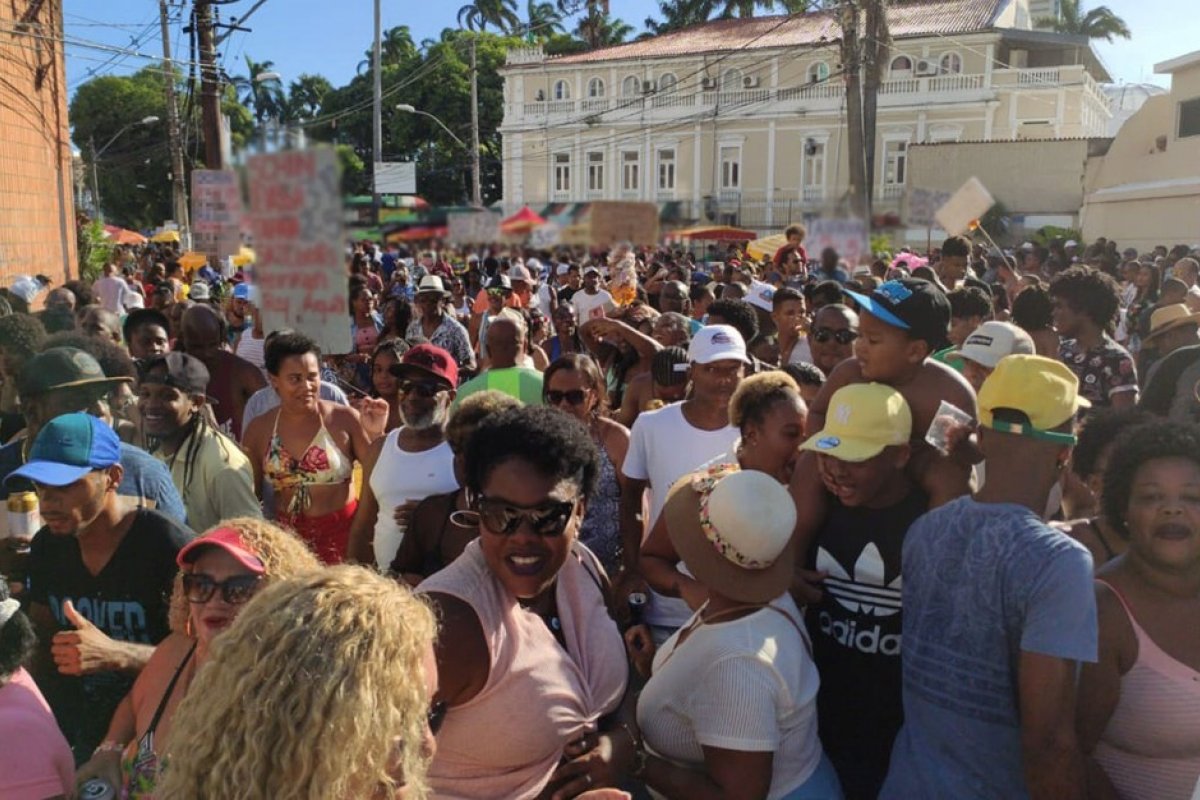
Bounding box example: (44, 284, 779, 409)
(7, 413, 192, 762)
(799, 383, 928, 800)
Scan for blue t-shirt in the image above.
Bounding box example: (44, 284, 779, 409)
(0, 440, 187, 525)
(881, 497, 1097, 799)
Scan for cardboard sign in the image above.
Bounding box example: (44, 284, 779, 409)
(907, 187, 952, 228)
(934, 177, 994, 237)
(247, 148, 350, 354)
(587, 201, 660, 247)
(808, 217, 868, 267)
(447, 210, 501, 245)
(528, 221, 562, 249)
(191, 170, 243, 267)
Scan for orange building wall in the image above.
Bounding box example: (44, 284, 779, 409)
(0, 0, 77, 287)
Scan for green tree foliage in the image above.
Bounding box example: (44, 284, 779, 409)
(458, 0, 522, 32)
(230, 56, 286, 123)
(287, 74, 334, 119)
(78, 220, 116, 282)
(576, 9, 634, 48)
(644, 0, 814, 33)
(1035, 0, 1131, 42)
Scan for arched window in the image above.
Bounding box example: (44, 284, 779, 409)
(621, 75, 640, 97)
(807, 61, 830, 84)
(587, 77, 605, 98)
(939, 52, 962, 75)
(889, 55, 913, 77)
(553, 80, 571, 100)
(721, 68, 743, 90)
(658, 72, 678, 93)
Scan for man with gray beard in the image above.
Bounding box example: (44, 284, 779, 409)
(347, 344, 460, 570)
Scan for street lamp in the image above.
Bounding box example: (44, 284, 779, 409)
(396, 103, 481, 206)
(90, 116, 160, 221)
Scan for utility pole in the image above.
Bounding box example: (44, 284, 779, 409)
(372, 0, 383, 225)
(839, 0, 868, 221)
(89, 136, 102, 222)
(469, 37, 483, 207)
(160, 0, 191, 248)
(197, 1, 223, 170)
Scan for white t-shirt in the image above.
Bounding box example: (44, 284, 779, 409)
(574, 289, 614, 325)
(786, 338, 813, 367)
(637, 594, 823, 800)
(369, 432, 459, 569)
(623, 403, 739, 628)
(93, 275, 128, 313)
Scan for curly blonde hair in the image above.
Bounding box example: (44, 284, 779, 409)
(158, 566, 438, 800)
(168, 517, 322, 635)
(729, 371, 803, 430)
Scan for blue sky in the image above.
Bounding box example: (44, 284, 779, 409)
(63, 0, 1189, 95)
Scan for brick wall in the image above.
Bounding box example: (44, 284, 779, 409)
(0, 0, 76, 288)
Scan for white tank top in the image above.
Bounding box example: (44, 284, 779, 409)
(369, 429, 458, 570)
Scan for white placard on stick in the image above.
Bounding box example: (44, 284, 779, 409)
(247, 148, 350, 354)
(191, 169, 243, 265)
(934, 177, 995, 237)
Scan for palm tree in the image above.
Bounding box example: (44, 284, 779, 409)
(1035, 0, 1131, 42)
(287, 74, 333, 118)
(576, 11, 634, 48)
(525, 0, 565, 36)
(457, 0, 522, 32)
(230, 56, 285, 124)
(707, 0, 813, 18)
(644, 0, 709, 35)
(356, 26, 418, 75)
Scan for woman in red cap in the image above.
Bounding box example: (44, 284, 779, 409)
(72, 518, 319, 798)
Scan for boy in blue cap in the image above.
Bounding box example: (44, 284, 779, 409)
(9, 413, 192, 762)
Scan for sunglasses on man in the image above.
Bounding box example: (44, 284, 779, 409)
(812, 327, 859, 345)
(399, 380, 448, 399)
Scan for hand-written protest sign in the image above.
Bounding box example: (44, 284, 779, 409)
(808, 217, 868, 267)
(447, 210, 501, 245)
(907, 187, 952, 228)
(191, 170, 243, 268)
(247, 148, 350, 354)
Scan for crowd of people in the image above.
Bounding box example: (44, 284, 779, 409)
(1, 226, 1199, 800)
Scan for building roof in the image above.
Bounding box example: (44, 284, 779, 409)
(538, 0, 1008, 66)
(1155, 50, 1200, 75)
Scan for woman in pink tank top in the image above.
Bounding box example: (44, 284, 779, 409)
(1078, 422, 1200, 800)
(420, 406, 632, 800)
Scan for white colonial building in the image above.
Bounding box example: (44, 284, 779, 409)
(498, 0, 1112, 232)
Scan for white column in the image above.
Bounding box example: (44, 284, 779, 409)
(644, 128, 652, 202)
(574, 129, 583, 201)
(693, 123, 703, 211)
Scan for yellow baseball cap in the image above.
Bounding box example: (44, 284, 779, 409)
(800, 383, 912, 462)
(978, 354, 1090, 443)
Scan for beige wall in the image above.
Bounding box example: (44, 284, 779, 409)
(0, 0, 77, 285)
(1082, 61, 1200, 250)
(908, 138, 1097, 215)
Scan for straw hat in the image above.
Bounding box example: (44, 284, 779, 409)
(664, 467, 797, 604)
(1143, 304, 1200, 343)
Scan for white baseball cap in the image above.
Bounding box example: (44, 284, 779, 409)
(746, 280, 776, 312)
(509, 263, 533, 283)
(688, 324, 750, 365)
(947, 321, 1035, 369)
(556, 263, 570, 276)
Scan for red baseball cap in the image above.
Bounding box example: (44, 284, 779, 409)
(389, 343, 458, 388)
(176, 528, 266, 574)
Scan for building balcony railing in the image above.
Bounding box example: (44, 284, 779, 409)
(802, 186, 825, 203)
(878, 184, 905, 201)
(504, 64, 1107, 128)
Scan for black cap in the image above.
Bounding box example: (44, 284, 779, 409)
(18, 347, 131, 397)
(845, 278, 950, 349)
(139, 352, 211, 396)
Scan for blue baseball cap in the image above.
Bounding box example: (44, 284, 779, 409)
(6, 413, 121, 487)
(232, 283, 251, 300)
(844, 277, 950, 348)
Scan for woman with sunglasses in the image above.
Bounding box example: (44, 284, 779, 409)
(159, 567, 439, 800)
(421, 406, 634, 799)
(544, 354, 630, 578)
(72, 518, 319, 798)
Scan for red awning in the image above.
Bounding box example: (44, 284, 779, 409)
(666, 224, 758, 242)
(500, 205, 547, 235)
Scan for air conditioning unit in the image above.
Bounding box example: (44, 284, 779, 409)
(642, 80, 657, 94)
(742, 75, 761, 88)
(701, 77, 718, 90)
(915, 59, 937, 76)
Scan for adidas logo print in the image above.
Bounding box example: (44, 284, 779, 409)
(816, 543, 902, 656)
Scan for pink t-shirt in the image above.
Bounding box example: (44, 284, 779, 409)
(0, 668, 74, 799)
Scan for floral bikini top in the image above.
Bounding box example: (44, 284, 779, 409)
(263, 410, 352, 515)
